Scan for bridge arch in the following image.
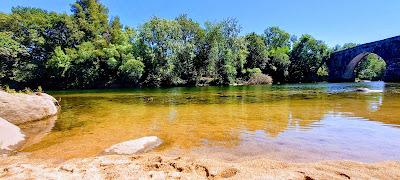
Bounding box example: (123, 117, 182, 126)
(342, 52, 386, 81)
(328, 36, 400, 82)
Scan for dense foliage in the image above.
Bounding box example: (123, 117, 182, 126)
(0, 0, 382, 89)
(355, 54, 386, 81)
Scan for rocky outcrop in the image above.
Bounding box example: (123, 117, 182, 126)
(0, 117, 25, 152)
(0, 91, 59, 125)
(105, 136, 162, 155)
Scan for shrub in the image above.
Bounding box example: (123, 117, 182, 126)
(1, 85, 16, 93)
(21, 87, 33, 94)
(246, 68, 262, 75)
(0, 85, 43, 94)
(36, 86, 43, 93)
(246, 73, 273, 85)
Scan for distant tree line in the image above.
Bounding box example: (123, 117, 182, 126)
(0, 0, 385, 89)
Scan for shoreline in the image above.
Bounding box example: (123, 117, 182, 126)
(2, 88, 400, 179)
(1, 152, 399, 179)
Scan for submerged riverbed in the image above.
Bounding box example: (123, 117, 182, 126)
(19, 82, 400, 163)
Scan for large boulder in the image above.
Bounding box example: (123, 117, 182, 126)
(0, 91, 59, 125)
(105, 136, 162, 155)
(0, 117, 25, 152)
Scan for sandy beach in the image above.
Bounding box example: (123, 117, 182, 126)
(1, 152, 399, 179)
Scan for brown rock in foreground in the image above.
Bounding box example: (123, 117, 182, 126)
(0, 91, 59, 125)
(0, 154, 399, 179)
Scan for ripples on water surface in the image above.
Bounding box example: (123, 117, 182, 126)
(21, 82, 400, 162)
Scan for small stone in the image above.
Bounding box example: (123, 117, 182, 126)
(168, 171, 182, 179)
(148, 171, 166, 180)
(105, 136, 162, 155)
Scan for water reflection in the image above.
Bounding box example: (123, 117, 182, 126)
(229, 113, 400, 162)
(18, 116, 57, 149)
(21, 82, 400, 162)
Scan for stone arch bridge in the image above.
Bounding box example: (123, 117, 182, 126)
(328, 36, 400, 82)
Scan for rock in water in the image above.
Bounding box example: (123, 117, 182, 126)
(355, 88, 369, 92)
(354, 88, 383, 93)
(0, 91, 59, 125)
(105, 136, 162, 155)
(0, 117, 25, 151)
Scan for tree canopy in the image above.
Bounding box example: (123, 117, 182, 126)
(0, 0, 381, 89)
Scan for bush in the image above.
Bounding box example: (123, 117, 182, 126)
(246, 73, 273, 85)
(22, 87, 33, 94)
(36, 86, 43, 93)
(246, 68, 262, 75)
(0, 85, 16, 93)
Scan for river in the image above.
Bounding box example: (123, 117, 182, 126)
(19, 82, 400, 163)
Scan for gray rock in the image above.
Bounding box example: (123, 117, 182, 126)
(0, 91, 59, 125)
(105, 136, 162, 155)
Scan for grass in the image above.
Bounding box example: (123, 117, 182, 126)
(0, 85, 43, 94)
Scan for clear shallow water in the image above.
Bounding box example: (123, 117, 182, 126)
(20, 82, 400, 162)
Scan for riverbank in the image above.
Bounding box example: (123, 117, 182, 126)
(1, 153, 399, 179)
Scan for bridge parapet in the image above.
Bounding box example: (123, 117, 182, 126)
(328, 36, 400, 82)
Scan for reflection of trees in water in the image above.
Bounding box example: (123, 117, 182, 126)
(299, 92, 399, 127)
(22, 92, 400, 160)
(344, 94, 400, 126)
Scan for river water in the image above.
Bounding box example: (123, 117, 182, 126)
(20, 82, 400, 162)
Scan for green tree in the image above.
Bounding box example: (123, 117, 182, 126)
(47, 0, 144, 88)
(333, 42, 358, 52)
(2, 0, 369, 89)
(356, 54, 386, 80)
(202, 18, 246, 85)
(290, 34, 330, 82)
(0, 8, 60, 87)
(174, 15, 204, 85)
(264, 26, 290, 50)
(245, 33, 268, 70)
(244, 32, 271, 81)
(268, 47, 290, 83)
(219, 18, 244, 84)
(138, 17, 182, 86)
(106, 17, 144, 86)
(0, 32, 31, 85)
(71, 0, 109, 41)
(263, 27, 291, 83)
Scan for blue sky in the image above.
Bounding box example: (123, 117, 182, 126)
(1, 0, 399, 47)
